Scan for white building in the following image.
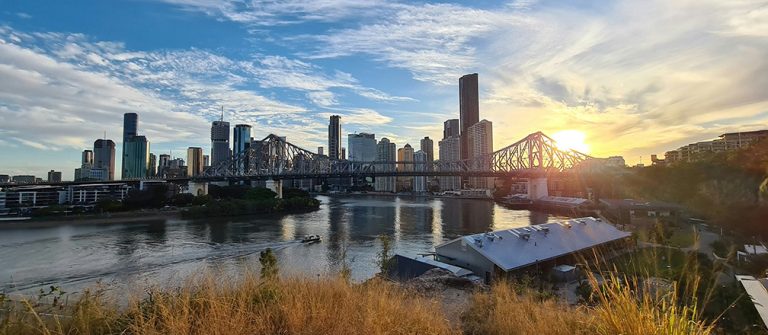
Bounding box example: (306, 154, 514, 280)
(435, 217, 631, 283)
(467, 119, 493, 189)
(438, 136, 461, 191)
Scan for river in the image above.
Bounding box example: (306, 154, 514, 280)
(0, 195, 565, 295)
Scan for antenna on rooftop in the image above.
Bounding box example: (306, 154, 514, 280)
(220, 106, 224, 121)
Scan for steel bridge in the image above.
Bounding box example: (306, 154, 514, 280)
(198, 131, 594, 181)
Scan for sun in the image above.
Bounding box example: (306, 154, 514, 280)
(551, 130, 590, 153)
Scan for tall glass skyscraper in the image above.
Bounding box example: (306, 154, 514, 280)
(375, 138, 396, 192)
(211, 120, 230, 167)
(121, 113, 138, 177)
(123, 136, 149, 179)
(348, 133, 377, 162)
(233, 124, 251, 174)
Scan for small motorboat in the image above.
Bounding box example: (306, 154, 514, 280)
(300, 235, 322, 243)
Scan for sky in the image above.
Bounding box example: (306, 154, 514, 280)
(0, 0, 766, 180)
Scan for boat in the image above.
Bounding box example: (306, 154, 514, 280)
(499, 194, 533, 209)
(301, 235, 322, 243)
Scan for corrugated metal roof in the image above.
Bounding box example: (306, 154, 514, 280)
(736, 275, 768, 328)
(436, 217, 630, 272)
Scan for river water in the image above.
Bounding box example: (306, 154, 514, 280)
(0, 195, 564, 295)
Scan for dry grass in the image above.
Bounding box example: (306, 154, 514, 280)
(1, 269, 716, 335)
(1, 273, 455, 335)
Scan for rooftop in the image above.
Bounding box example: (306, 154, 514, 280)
(436, 217, 631, 272)
(736, 275, 768, 329)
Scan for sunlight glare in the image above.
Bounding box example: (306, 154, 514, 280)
(551, 130, 590, 153)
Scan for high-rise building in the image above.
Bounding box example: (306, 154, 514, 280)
(420, 137, 434, 164)
(234, 124, 251, 174)
(443, 119, 460, 139)
(121, 113, 138, 176)
(467, 119, 493, 189)
(93, 139, 115, 180)
(318, 147, 324, 156)
(397, 144, 414, 192)
(438, 136, 461, 191)
(413, 150, 427, 193)
(328, 115, 341, 160)
(187, 147, 204, 177)
(81, 150, 94, 167)
(211, 120, 231, 167)
(341, 148, 346, 160)
(123, 136, 149, 179)
(375, 138, 397, 192)
(203, 155, 210, 168)
(148, 153, 157, 177)
(348, 133, 377, 162)
(47, 170, 62, 183)
(158, 154, 170, 177)
(459, 73, 479, 161)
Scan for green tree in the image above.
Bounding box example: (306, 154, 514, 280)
(259, 248, 279, 281)
(245, 187, 278, 201)
(376, 234, 394, 275)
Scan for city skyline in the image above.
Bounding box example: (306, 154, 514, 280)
(1, 0, 766, 179)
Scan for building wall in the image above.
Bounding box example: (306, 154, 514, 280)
(233, 124, 251, 174)
(438, 136, 461, 191)
(187, 147, 204, 177)
(211, 121, 230, 167)
(348, 133, 377, 162)
(397, 144, 414, 192)
(375, 138, 396, 192)
(123, 136, 149, 179)
(436, 239, 496, 282)
(94, 139, 116, 180)
(413, 150, 427, 192)
(459, 73, 479, 162)
(467, 120, 493, 189)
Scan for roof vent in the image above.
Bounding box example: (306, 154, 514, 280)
(520, 232, 531, 240)
(473, 237, 484, 248)
(541, 226, 550, 233)
(563, 222, 572, 229)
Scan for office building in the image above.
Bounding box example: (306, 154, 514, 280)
(74, 167, 108, 181)
(82, 150, 94, 167)
(341, 148, 346, 160)
(414, 150, 427, 193)
(317, 147, 324, 156)
(459, 73, 479, 161)
(211, 120, 231, 167)
(148, 153, 157, 177)
(121, 113, 138, 176)
(420, 137, 434, 164)
(328, 115, 342, 160)
(93, 139, 116, 180)
(47, 170, 62, 183)
(467, 120, 493, 189)
(443, 119, 460, 139)
(0, 175, 9, 183)
(123, 135, 149, 179)
(158, 154, 170, 177)
(203, 155, 210, 168)
(375, 138, 397, 192)
(348, 133, 377, 162)
(187, 147, 204, 177)
(397, 144, 414, 192)
(234, 124, 251, 174)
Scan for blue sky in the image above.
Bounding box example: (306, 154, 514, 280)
(0, 0, 766, 179)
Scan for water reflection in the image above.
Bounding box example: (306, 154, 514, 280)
(0, 195, 566, 294)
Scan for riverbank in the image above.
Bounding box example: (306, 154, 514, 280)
(0, 210, 182, 229)
(312, 191, 494, 201)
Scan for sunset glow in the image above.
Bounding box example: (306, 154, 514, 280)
(551, 130, 590, 154)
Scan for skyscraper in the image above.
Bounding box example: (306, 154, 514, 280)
(397, 144, 414, 192)
(233, 124, 251, 174)
(467, 119, 493, 189)
(459, 73, 479, 161)
(328, 115, 341, 160)
(420, 136, 434, 164)
(158, 154, 170, 177)
(211, 120, 230, 167)
(348, 133, 377, 162)
(375, 138, 397, 192)
(438, 136, 461, 191)
(148, 153, 157, 177)
(123, 136, 149, 179)
(122, 113, 138, 176)
(318, 147, 324, 156)
(443, 119, 460, 139)
(93, 139, 115, 180)
(187, 147, 204, 177)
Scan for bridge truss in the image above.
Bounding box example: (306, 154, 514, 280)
(200, 132, 595, 180)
